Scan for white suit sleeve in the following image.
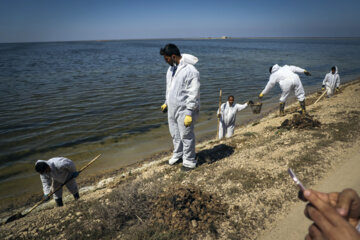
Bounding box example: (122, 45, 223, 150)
(289, 66, 306, 73)
(322, 74, 329, 86)
(336, 75, 340, 88)
(40, 174, 52, 195)
(185, 71, 200, 115)
(164, 68, 171, 105)
(262, 75, 277, 95)
(235, 103, 248, 112)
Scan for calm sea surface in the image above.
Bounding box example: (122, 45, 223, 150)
(1, 38, 360, 205)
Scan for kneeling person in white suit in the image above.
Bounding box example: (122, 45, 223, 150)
(35, 157, 80, 207)
(217, 95, 251, 139)
(322, 66, 340, 97)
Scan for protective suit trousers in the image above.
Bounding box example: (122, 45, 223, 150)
(168, 110, 197, 168)
(280, 79, 305, 103)
(218, 122, 235, 140)
(326, 86, 334, 97)
(53, 178, 78, 199)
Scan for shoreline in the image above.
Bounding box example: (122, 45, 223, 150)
(0, 77, 357, 214)
(1, 77, 360, 239)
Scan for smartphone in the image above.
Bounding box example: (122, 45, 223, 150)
(288, 168, 306, 191)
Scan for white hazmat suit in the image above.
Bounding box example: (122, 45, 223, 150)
(218, 101, 248, 139)
(261, 64, 306, 103)
(322, 66, 340, 97)
(36, 157, 78, 199)
(164, 54, 200, 168)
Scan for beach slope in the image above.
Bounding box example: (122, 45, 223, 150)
(1, 79, 360, 240)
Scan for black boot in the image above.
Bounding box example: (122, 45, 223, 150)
(299, 100, 306, 115)
(279, 102, 285, 116)
(73, 192, 80, 200)
(55, 198, 64, 207)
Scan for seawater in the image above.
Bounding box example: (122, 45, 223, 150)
(1, 38, 360, 205)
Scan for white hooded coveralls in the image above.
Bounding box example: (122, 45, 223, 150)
(164, 54, 200, 168)
(261, 64, 306, 103)
(36, 157, 78, 199)
(218, 101, 248, 139)
(322, 66, 340, 97)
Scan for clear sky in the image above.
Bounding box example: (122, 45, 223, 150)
(1, 0, 360, 43)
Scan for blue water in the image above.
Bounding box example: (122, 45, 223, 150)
(1, 38, 360, 204)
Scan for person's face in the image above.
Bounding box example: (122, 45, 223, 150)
(163, 55, 176, 66)
(331, 68, 336, 74)
(42, 166, 51, 174)
(228, 97, 234, 106)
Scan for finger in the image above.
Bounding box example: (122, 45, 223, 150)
(304, 203, 314, 220)
(304, 190, 343, 226)
(308, 223, 324, 239)
(312, 191, 331, 204)
(337, 188, 360, 219)
(336, 189, 353, 216)
(307, 205, 334, 232)
(328, 192, 339, 207)
(305, 234, 312, 240)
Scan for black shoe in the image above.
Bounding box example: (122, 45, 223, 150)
(73, 192, 80, 200)
(181, 166, 194, 172)
(55, 198, 64, 207)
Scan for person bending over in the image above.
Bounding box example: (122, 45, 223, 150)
(35, 157, 80, 207)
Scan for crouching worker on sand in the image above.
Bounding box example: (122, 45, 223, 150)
(35, 157, 80, 207)
(217, 95, 251, 139)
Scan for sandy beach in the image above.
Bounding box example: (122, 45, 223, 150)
(1, 78, 360, 239)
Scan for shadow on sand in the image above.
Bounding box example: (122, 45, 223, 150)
(196, 144, 235, 166)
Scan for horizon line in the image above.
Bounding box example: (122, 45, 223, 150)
(1, 36, 360, 44)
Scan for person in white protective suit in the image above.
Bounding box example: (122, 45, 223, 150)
(217, 96, 252, 139)
(322, 66, 340, 97)
(35, 157, 80, 207)
(259, 64, 311, 116)
(160, 44, 200, 171)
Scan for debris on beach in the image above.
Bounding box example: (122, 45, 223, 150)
(151, 186, 227, 233)
(278, 114, 321, 130)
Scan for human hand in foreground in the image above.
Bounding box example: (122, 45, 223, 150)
(303, 189, 360, 240)
(304, 70, 312, 76)
(258, 93, 264, 99)
(184, 115, 192, 127)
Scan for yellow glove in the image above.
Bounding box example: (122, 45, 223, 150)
(304, 70, 311, 76)
(259, 92, 264, 99)
(321, 87, 325, 91)
(184, 115, 192, 127)
(161, 104, 167, 113)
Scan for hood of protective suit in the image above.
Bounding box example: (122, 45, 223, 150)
(181, 54, 198, 65)
(331, 66, 338, 75)
(271, 64, 280, 74)
(35, 160, 46, 165)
